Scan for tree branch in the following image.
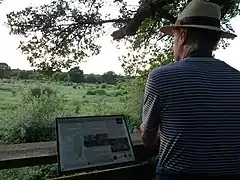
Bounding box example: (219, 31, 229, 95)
(111, 0, 176, 40)
(111, 0, 236, 40)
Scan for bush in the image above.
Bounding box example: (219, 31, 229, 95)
(94, 89, 107, 96)
(28, 86, 55, 99)
(122, 91, 128, 95)
(116, 85, 121, 89)
(101, 83, 107, 88)
(73, 85, 77, 89)
(86, 89, 107, 96)
(86, 90, 96, 95)
(52, 72, 69, 82)
(115, 91, 122, 96)
(123, 77, 146, 131)
(65, 82, 72, 86)
(2, 86, 70, 144)
(11, 90, 16, 97)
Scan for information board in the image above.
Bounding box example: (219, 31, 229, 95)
(56, 115, 136, 172)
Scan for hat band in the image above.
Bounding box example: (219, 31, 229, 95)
(176, 16, 220, 28)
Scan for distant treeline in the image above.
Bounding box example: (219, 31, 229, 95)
(0, 62, 133, 84)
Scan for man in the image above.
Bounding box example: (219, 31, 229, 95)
(140, 0, 240, 179)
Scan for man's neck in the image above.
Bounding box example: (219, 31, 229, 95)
(187, 50, 213, 58)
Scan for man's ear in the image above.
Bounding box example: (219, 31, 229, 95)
(179, 29, 188, 45)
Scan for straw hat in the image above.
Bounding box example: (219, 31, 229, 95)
(160, 0, 237, 39)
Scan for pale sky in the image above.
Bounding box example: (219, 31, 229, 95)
(0, 0, 240, 75)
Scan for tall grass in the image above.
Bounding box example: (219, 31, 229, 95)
(0, 79, 145, 179)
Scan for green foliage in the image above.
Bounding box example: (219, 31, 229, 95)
(101, 83, 107, 88)
(73, 84, 77, 89)
(86, 89, 107, 96)
(18, 70, 32, 79)
(115, 91, 123, 96)
(94, 89, 108, 96)
(86, 90, 96, 95)
(121, 77, 146, 130)
(0, 78, 146, 179)
(0, 164, 58, 180)
(6, 0, 105, 70)
(101, 71, 118, 84)
(68, 66, 85, 83)
(28, 86, 55, 99)
(2, 86, 68, 144)
(85, 73, 99, 84)
(0, 167, 43, 180)
(0, 62, 11, 79)
(5, 0, 240, 73)
(28, 72, 45, 80)
(52, 72, 70, 81)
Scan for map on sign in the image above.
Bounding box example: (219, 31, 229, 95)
(56, 115, 136, 172)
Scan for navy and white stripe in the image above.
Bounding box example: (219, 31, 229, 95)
(142, 57, 240, 175)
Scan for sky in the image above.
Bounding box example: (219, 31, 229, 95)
(0, 0, 240, 75)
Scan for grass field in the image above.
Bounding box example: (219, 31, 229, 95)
(0, 78, 144, 179)
(0, 79, 125, 110)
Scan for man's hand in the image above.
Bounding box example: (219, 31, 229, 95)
(139, 123, 159, 149)
(139, 123, 145, 135)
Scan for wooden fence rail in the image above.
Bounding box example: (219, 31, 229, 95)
(0, 133, 158, 179)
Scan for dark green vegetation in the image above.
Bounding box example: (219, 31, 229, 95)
(0, 65, 145, 179)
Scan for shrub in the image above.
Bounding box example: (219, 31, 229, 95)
(101, 83, 107, 89)
(11, 90, 16, 97)
(86, 90, 96, 95)
(115, 91, 122, 96)
(94, 89, 107, 96)
(2, 86, 70, 144)
(73, 85, 77, 89)
(86, 89, 107, 96)
(75, 105, 80, 114)
(116, 85, 121, 89)
(122, 77, 146, 131)
(122, 91, 128, 95)
(28, 86, 55, 99)
(65, 82, 72, 86)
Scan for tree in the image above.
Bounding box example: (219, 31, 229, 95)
(0, 63, 11, 79)
(68, 66, 85, 83)
(5, 0, 240, 75)
(101, 71, 118, 84)
(52, 72, 70, 81)
(85, 74, 99, 84)
(28, 71, 45, 80)
(18, 70, 33, 79)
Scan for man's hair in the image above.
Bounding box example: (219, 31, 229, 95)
(184, 28, 221, 54)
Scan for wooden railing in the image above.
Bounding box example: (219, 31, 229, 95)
(0, 133, 158, 180)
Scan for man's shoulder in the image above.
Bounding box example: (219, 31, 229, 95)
(149, 60, 185, 78)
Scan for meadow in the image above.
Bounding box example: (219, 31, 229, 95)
(0, 78, 145, 179)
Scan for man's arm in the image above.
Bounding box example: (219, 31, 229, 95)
(140, 74, 161, 149)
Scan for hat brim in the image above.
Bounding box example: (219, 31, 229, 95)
(160, 25, 237, 39)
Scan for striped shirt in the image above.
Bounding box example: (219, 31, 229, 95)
(142, 57, 240, 175)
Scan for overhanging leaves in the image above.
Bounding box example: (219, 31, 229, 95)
(5, 0, 240, 72)
(6, 0, 129, 70)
